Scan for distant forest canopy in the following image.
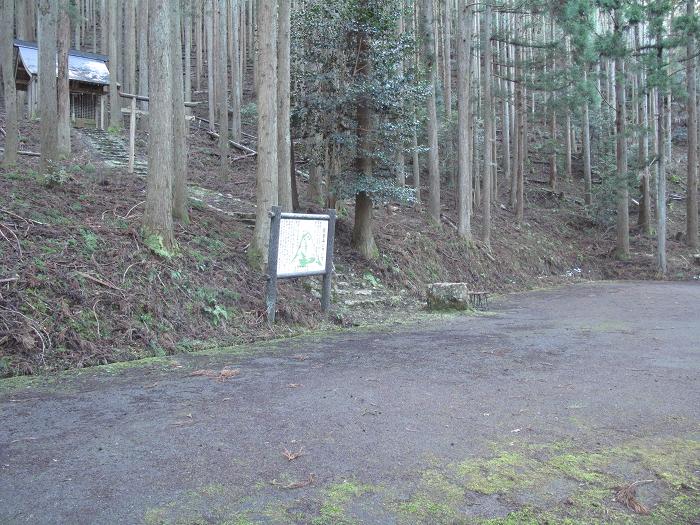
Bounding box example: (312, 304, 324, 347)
(1, 0, 698, 273)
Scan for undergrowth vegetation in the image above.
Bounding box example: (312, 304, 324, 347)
(1, 119, 698, 377)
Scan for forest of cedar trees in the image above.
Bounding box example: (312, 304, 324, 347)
(0, 0, 699, 375)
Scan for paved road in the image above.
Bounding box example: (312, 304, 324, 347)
(2, 281, 699, 524)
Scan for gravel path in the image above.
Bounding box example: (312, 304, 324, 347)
(2, 281, 699, 524)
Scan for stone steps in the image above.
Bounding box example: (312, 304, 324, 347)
(80, 128, 148, 176)
(78, 129, 415, 314)
(304, 271, 417, 310)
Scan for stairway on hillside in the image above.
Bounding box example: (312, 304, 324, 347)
(304, 266, 421, 317)
(80, 128, 260, 226)
(78, 127, 417, 319)
(79, 128, 148, 176)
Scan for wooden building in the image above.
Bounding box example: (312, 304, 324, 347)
(13, 39, 111, 128)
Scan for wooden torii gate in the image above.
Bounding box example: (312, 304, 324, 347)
(118, 92, 200, 174)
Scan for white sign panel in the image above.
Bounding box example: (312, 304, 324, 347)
(276, 219, 328, 276)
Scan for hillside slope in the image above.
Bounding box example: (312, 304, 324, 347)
(1, 115, 698, 377)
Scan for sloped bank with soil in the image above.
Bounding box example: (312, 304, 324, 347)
(1, 118, 699, 378)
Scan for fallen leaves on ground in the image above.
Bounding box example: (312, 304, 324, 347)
(190, 368, 240, 381)
(282, 447, 305, 461)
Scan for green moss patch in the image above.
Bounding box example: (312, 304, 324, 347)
(311, 481, 375, 525)
(392, 435, 700, 524)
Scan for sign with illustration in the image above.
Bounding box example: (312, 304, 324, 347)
(277, 218, 328, 277)
(265, 207, 336, 323)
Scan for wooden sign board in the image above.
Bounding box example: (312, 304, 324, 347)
(276, 218, 329, 277)
(265, 206, 336, 323)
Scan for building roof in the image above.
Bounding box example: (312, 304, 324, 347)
(14, 39, 111, 86)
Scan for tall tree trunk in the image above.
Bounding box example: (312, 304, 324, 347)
(522, 51, 529, 167)
(582, 70, 593, 206)
(564, 40, 572, 181)
(92, 0, 98, 53)
(473, 96, 480, 208)
(351, 2, 378, 259)
(456, 0, 472, 239)
(491, 96, 497, 201)
(14, 0, 28, 116)
(639, 90, 651, 232)
(101, 0, 108, 55)
(564, 112, 572, 181)
(277, 0, 292, 210)
(353, 192, 376, 258)
(206, 0, 215, 131)
(137, 0, 148, 118)
(412, 109, 421, 204)
(195, 1, 203, 92)
(184, 0, 193, 112)
(38, 0, 58, 174)
(239, 0, 246, 96)
(171, 2, 188, 223)
(687, 0, 698, 248)
(395, 5, 406, 186)
(290, 138, 299, 211)
(636, 25, 650, 232)
(510, 13, 518, 210)
(665, 93, 672, 161)
(229, 0, 241, 140)
(515, 32, 525, 222)
(411, 0, 421, 206)
(657, 73, 667, 273)
(480, 4, 492, 246)
(308, 134, 323, 204)
(57, 1, 71, 157)
(18, 0, 32, 40)
(124, 0, 135, 94)
(108, 0, 120, 128)
(73, 0, 80, 50)
(652, 86, 659, 161)
(442, 0, 452, 120)
(216, 0, 228, 175)
(549, 110, 557, 190)
(0, 0, 18, 166)
(118, 2, 124, 84)
(421, 0, 441, 224)
(250, 0, 257, 96)
(501, 15, 511, 210)
(615, 54, 630, 259)
(144, 0, 175, 250)
(327, 139, 339, 209)
(251, 0, 278, 267)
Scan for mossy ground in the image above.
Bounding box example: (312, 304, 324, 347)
(139, 435, 700, 524)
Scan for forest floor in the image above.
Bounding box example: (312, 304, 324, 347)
(1, 109, 700, 376)
(1, 281, 699, 524)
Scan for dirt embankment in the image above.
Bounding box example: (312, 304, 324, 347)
(1, 116, 698, 377)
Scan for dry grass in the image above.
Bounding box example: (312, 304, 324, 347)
(614, 480, 653, 515)
(270, 473, 315, 489)
(282, 446, 305, 461)
(190, 368, 240, 381)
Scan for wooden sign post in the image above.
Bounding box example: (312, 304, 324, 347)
(119, 92, 199, 174)
(265, 206, 336, 323)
